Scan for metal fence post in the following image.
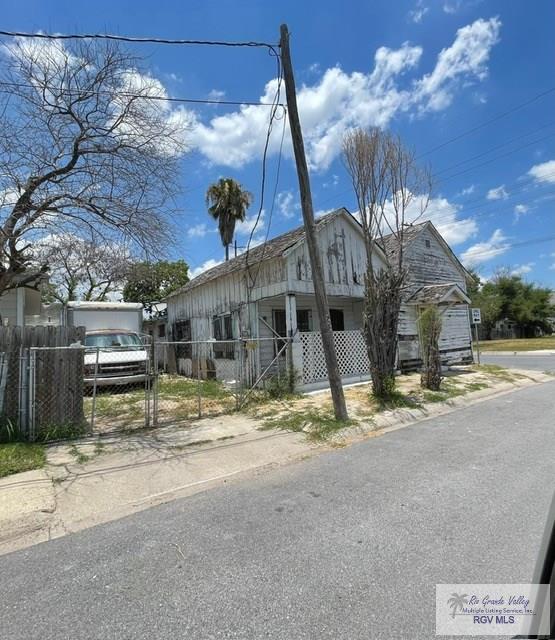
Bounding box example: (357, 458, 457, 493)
(90, 347, 100, 432)
(196, 342, 202, 418)
(28, 349, 37, 442)
(18, 347, 29, 438)
(236, 339, 243, 410)
(152, 341, 159, 428)
(145, 347, 151, 429)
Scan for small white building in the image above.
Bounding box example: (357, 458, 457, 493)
(0, 272, 57, 327)
(166, 209, 473, 388)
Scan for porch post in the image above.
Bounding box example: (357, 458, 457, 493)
(285, 293, 303, 383)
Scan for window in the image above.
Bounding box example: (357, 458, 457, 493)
(158, 324, 166, 338)
(174, 319, 192, 358)
(84, 333, 143, 348)
(213, 314, 235, 359)
(296, 309, 312, 332)
(425, 239, 431, 248)
(329, 309, 345, 331)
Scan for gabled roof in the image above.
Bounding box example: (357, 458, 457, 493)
(381, 220, 472, 281)
(167, 208, 358, 298)
(406, 283, 470, 305)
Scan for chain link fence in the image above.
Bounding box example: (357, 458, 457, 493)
(1, 337, 292, 441)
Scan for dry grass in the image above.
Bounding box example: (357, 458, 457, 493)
(253, 365, 529, 442)
(480, 336, 555, 351)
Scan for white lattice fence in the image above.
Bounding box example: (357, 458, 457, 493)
(299, 330, 370, 384)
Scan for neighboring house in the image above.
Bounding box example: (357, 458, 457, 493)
(0, 272, 58, 327)
(143, 303, 168, 341)
(166, 208, 473, 389)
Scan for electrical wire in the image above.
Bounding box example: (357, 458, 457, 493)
(434, 121, 555, 176)
(417, 86, 555, 158)
(0, 29, 279, 51)
(0, 80, 284, 108)
(243, 47, 285, 295)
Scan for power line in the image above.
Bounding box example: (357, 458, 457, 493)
(438, 132, 555, 184)
(458, 234, 555, 262)
(434, 121, 555, 177)
(0, 29, 279, 51)
(0, 80, 284, 108)
(417, 86, 555, 158)
(244, 46, 285, 293)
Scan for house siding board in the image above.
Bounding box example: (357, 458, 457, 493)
(396, 226, 472, 367)
(286, 214, 375, 290)
(404, 227, 467, 296)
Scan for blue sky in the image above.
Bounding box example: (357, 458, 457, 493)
(3, 0, 555, 285)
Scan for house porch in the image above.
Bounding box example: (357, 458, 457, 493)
(254, 293, 370, 388)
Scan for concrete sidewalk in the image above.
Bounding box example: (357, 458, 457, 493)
(1, 368, 552, 556)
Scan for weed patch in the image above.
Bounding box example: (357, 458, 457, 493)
(261, 409, 356, 443)
(0, 443, 46, 478)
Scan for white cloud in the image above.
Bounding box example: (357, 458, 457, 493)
(461, 229, 510, 266)
(486, 185, 509, 200)
(443, 1, 462, 13)
(277, 191, 299, 219)
(235, 210, 265, 236)
(355, 193, 477, 245)
(412, 17, 501, 113)
(4, 23, 502, 174)
(511, 262, 534, 276)
(528, 159, 555, 184)
(187, 223, 209, 238)
(207, 89, 226, 102)
(408, 2, 429, 24)
(458, 184, 475, 196)
(513, 204, 529, 221)
(385, 194, 478, 245)
(189, 258, 222, 279)
(187, 17, 501, 170)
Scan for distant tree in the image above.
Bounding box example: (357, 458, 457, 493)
(206, 178, 253, 261)
(469, 269, 554, 339)
(123, 260, 189, 313)
(34, 234, 133, 304)
(491, 271, 553, 337)
(471, 285, 503, 340)
(0, 37, 188, 295)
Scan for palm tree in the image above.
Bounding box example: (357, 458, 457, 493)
(205, 178, 253, 261)
(447, 593, 468, 618)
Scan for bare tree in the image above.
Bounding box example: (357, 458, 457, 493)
(342, 128, 432, 398)
(34, 233, 133, 303)
(0, 37, 188, 294)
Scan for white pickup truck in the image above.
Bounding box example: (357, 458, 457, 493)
(65, 302, 149, 387)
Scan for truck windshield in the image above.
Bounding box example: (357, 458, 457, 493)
(84, 333, 143, 348)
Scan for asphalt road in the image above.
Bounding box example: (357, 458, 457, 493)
(1, 381, 554, 639)
(480, 352, 555, 372)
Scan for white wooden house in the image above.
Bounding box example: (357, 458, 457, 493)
(166, 208, 473, 388)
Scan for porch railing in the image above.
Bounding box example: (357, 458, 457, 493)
(299, 330, 370, 384)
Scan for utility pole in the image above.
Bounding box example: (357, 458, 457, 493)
(279, 24, 348, 421)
